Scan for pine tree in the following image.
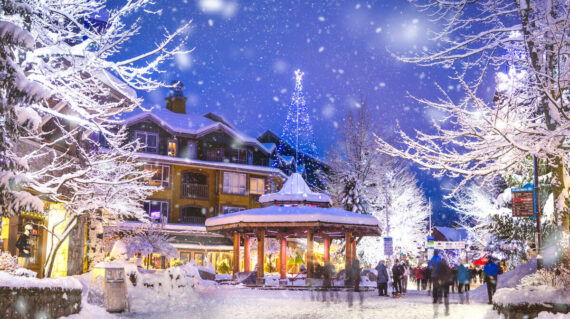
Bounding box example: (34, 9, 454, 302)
(278, 69, 318, 160)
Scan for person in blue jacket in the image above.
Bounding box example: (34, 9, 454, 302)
(428, 250, 442, 303)
(483, 258, 500, 304)
(375, 260, 389, 296)
(457, 263, 470, 304)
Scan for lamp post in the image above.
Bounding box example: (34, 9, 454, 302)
(533, 155, 543, 270)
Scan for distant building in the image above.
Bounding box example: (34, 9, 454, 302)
(432, 226, 469, 242)
(258, 130, 329, 191)
(115, 83, 286, 270)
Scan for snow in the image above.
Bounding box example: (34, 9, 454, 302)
(259, 173, 332, 205)
(121, 108, 272, 154)
(0, 271, 82, 290)
(471, 257, 537, 302)
(493, 285, 570, 307)
(206, 205, 380, 227)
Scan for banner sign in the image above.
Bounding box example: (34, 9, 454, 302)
(427, 236, 434, 246)
(433, 241, 465, 250)
(383, 237, 393, 256)
(512, 185, 536, 218)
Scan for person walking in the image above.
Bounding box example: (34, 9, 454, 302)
(435, 259, 453, 316)
(429, 250, 442, 303)
(402, 263, 410, 293)
(457, 263, 471, 304)
(451, 265, 458, 293)
(483, 258, 500, 304)
(352, 258, 362, 292)
(414, 266, 424, 291)
(375, 260, 389, 296)
(392, 259, 403, 296)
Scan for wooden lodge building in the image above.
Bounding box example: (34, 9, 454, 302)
(115, 84, 287, 270)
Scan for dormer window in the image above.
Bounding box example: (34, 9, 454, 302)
(168, 139, 177, 157)
(135, 131, 158, 153)
(232, 148, 252, 164)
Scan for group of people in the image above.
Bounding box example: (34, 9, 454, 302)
(374, 258, 410, 297)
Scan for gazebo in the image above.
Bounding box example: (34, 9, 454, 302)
(205, 173, 381, 284)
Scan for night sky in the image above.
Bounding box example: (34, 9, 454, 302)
(110, 0, 498, 225)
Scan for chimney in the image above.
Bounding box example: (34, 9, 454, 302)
(165, 81, 187, 114)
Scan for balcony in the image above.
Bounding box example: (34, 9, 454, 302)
(179, 215, 206, 225)
(181, 183, 209, 199)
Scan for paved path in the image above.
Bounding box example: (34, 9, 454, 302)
(120, 287, 497, 319)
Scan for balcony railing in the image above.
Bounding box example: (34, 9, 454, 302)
(179, 215, 206, 225)
(181, 183, 209, 199)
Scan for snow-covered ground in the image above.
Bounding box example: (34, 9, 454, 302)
(71, 286, 495, 319)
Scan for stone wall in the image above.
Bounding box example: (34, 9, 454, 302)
(0, 286, 82, 319)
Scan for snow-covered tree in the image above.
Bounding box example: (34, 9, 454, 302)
(327, 100, 381, 215)
(375, 0, 570, 264)
(1, 0, 190, 276)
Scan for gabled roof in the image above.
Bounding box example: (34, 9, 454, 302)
(120, 108, 271, 154)
(434, 226, 469, 242)
(258, 129, 325, 165)
(259, 173, 332, 205)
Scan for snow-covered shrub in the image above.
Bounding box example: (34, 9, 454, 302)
(520, 266, 570, 289)
(0, 251, 19, 274)
(14, 267, 37, 277)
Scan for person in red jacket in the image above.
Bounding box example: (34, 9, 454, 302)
(414, 266, 424, 291)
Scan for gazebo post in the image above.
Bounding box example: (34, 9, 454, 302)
(306, 229, 314, 278)
(351, 239, 357, 263)
(257, 229, 265, 285)
(345, 232, 352, 272)
(324, 236, 330, 263)
(244, 235, 250, 272)
(233, 232, 240, 275)
(280, 237, 287, 280)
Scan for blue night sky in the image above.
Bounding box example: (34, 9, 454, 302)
(110, 0, 497, 225)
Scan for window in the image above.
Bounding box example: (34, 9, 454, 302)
(206, 147, 225, 162)
(223, 172, 246, 194)
(250, 177, 265, 195)
(144, 164, 170, 188)
(180, 206, 207, 224)
(135, 131, 158, 153)
(143, 200, 169, 222)
(222, 206, 246, 215)
(187, 141, 197, 159)
(168, 139, 177, 157)
(231, 149, 252, 164)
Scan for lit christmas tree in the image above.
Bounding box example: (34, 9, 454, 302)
(278, 69, 318, 169)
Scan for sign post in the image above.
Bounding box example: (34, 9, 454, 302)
(427, 236, 434, 260)
(384, 237, 393, 256)
(511, 185, 536, 218)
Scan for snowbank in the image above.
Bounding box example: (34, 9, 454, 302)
(0, 271, 82, 290)
(493, 286, 570, 307)
(471, 257, 537, 301)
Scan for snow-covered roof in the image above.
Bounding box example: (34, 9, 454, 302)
(205, 206, 380, 228)
(279, 155, 295, 165)
(136, 153, 287, 179)
(120, 107, 272, 154)
(262, 143, 277, 153)
(258, 173, 331, 205)
(434, 226, 469, 241)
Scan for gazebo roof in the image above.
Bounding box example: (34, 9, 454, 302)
(205, 206, 381, 237)
(258, 173, 332, 205)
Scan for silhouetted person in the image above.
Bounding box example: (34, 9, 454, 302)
(435, 259, 453, 316)
(484, 259, 500, 304)
(429, 251, 442, 302)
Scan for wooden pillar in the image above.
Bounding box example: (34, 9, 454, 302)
(324, 236, 331, 263)
(280, 237, 287, 280)
(352, 239, 357, 263)
(345, 232, 352, 272)
(257, 229, 265, 283)
(233, 232, 240, 275)
(244, 235, 251, 272)
(306, 229, 314, 278)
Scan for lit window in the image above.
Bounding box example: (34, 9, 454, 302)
(168, 139, 177, 157)
(250, 177, 265, 195)
(144, 164, 171, 188)
(143, 200, 169, 222)
(231, 149, 252, 164)
(135, 131, 158, 153)
(222, 206, 245, 215)
(223, 172, 246, 195)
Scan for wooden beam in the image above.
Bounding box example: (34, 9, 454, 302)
(306, 229, 314, 279)
(351, 239, 357, 263)
(257, 229, 265, 283)
(324, 236, 330, 263)
(345, 232, 352, 272)
(232, 232, 240, 275)
(280, 237, 287, 280)
(244, 235, 250, 272)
